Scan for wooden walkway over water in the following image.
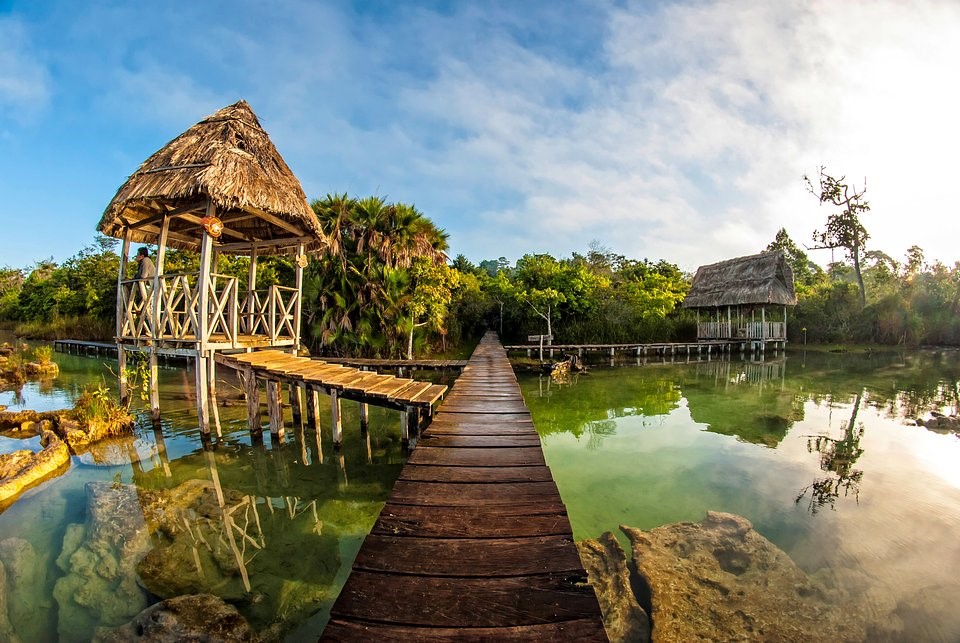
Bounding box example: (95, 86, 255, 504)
(323, 333, 606, 641)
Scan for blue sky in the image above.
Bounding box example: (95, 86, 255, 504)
(2, 0, 959, 271)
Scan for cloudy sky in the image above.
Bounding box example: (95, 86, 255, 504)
(2, 0, 958, 271)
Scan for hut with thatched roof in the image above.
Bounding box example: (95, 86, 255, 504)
(97, 100, 325, 433)
(682, 251, 797, 352)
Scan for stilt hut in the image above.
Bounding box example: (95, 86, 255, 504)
(97, 100, 326, 434)
(682, 251, 797, 353)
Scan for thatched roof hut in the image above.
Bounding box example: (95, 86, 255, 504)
(682, 251, 797, 309)
(97, 100, 324, 254)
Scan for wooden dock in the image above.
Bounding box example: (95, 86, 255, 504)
(215, 351, 448, 444)
(317, 356, 468, 370)
(322, 333, 607, 641)
(504, 339, 785, 360)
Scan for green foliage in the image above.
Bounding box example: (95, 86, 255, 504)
(303, 194, 450, 358)
(73, 381, 132, 431)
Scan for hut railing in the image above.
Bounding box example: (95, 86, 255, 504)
(268, 285, 299, 342)
(206, 273, 239, 344)
(240, 285, 299, 342)
(156, 272, 200, 340)
(746, 321, 785, 340)
(697, 321, 734, 340)
(119, 278, 155, 339)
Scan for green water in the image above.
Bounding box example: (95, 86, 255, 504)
(519, 350, 960, 639)
(0, 342, 438, 641)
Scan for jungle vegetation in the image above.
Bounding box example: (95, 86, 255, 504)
(2, 177, 959, 354)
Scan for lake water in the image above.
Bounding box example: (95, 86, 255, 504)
(3, 342, 960, 640)
(519, 350, 960, 641)
(0, 342, 437, 641)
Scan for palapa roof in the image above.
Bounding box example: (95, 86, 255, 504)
(97, 100, 324, 255)
(682, 251, 797, 308)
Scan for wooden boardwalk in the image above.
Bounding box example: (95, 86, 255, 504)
(317, 356, 468, 370)
(323, 333, 607, 641)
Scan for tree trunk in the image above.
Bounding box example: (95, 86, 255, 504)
(546, 305, 552, 339)
(852, 241, 866, 308)
(407, 324, 414, 361)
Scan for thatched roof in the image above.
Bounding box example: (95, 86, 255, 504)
(682, 251, 797, 308)
(97, 100, 324, 255)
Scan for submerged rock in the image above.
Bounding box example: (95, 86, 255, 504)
(577, 532, 650, 643)
(53, 482, 152, 642)
(623, 511, 869, 642)
(92, 593, 257, 643)
(0, 430, 70, 505)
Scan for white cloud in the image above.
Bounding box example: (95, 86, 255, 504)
(0, 17, 51, 123)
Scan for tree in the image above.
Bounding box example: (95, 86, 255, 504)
(766, 228, 820, 289)
(805, 167, 871, 308)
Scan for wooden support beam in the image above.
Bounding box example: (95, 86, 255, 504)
(149, 350, 160, 421)
(359, 402, 369, 433)
(208, 353, 222, 438)
(116, 229, 131, 405)
(241, 205, 305, 237)
(244, 367, 261, 434)
(306, 387, 320, 433)
(331, 390, 343, 447)
(266, 379, 284, 438)
(195, 353, 210, 434)
(289, 382, 303, 428)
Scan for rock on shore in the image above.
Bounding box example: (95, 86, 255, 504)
(576, 532, 651, 642)
(92, 594, 256, 643)
(0, 429, 70, 505)
(622, 511, 869, 642)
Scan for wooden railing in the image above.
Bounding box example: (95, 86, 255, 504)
(240, 285, 299, 342)
(697, 321, 786, 341)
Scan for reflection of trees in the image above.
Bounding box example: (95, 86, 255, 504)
(796, 391, 865, 514)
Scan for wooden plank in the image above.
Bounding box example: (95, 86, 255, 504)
(372, 502, 572, 538)
(407, 446, 545, 467)
(409, 384, 447, 406)
(322, 618, 608, 642)
(398, 465, 555, 483)
(365, 377, 415, 398)
(329, 571, 600, 627)
(417, 434, 541, 448)
(387, 480, 560, 506)
(341, 373, 394, 393)
(390, 380, 431, 402)
(437, 400, 529, 414)
(232, 350, 294, 365)
(352, 535, 584, 576)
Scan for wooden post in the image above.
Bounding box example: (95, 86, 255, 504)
(331, 390, 343, 447)
(359, 401, 369, 432)
(116, 229, 131, 405)
(149, 351, 160, 421)
(294, 242, 304, 351)
(247, 246, 258, 333)
(306, 387, 320, 432)
(195, 205, 215, 434)
(244, 368, 261, 434)
(195, 352, 209, 434)
(289, 383, 303, 428)
(400, 409, 409, 443)
(266, 380, 283, 438)
(208, 353, 222, 438)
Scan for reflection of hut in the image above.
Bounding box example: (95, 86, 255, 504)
(682, 251, 796, 352)
(97, 100, 326, 433)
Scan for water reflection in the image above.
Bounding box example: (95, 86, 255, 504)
(518, 349, 960, 642)
(797, 391, 866, 513)
(0, 348, 413, 640)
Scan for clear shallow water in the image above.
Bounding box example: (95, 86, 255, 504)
(519, 351, 960, 640)
(0, 344, 435, 641)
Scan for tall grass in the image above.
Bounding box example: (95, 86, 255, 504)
(14, 316, 114, 341)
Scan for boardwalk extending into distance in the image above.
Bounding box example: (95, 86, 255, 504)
(323, 332, 607, 641)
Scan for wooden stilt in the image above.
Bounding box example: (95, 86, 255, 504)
(195, 353, 210, 434)
(208, 353, 221, 438)
(149, 349, 160, 421)
(289, 383, 303, 428)
(266, 380, 284, 439)
(331, 390, 342, 447)
(118, 347, 129, 407)
(400, 409, 410, 443)
(244, 368, 261, 434)
(359, 402, 369, 433)
(306, 387, 320, 431)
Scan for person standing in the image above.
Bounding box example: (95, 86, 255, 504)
(134, 247, 156, 280)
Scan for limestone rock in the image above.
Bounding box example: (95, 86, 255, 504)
(0, 537, 48, 641)
(0, 431, 70, 505)
(92, 593, 257, 642)
(577, 532, 650, 643)
(0, 561, 19, 643)
(623, 511, 869, 642)
(53, 482, 152, 642)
